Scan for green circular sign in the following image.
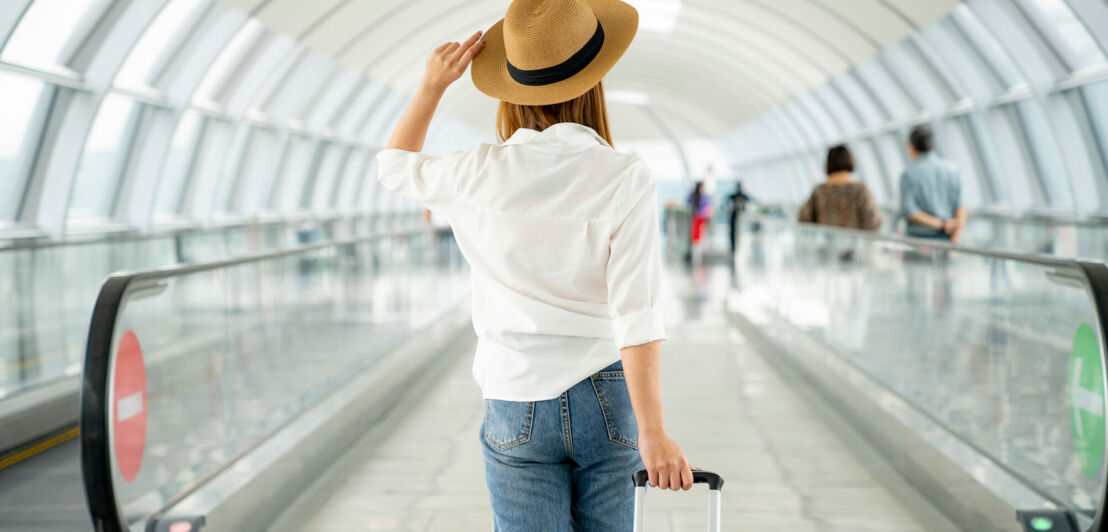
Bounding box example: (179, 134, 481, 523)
(1070, 323, 1105, 479)
(1030, 516, 1054, 531)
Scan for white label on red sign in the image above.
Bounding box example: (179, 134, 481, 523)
(116, 392, 144, 421)
(112, 330, 147, 483)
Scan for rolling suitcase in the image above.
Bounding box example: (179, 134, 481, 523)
(632, 469, 724, 532)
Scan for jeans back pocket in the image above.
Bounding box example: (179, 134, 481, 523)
(591, 371, 638, 449)
(483, 399, 535, 451)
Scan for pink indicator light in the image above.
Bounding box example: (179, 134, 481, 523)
(168, 522, 192, 532)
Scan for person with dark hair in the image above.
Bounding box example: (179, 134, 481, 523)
(797, 145, 882, 231)
(726, 181, 751, 253)
(900, 125, 967, 242)
(686, 181, 712, 262)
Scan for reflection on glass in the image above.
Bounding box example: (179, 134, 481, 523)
(736, 217, 1106, 523)
(68, 95, 139, 221)
(0, 73, 44, 222)
(154, 112, 204, 218)
(103, 231, 468, 528)
(1, 0, 99, 67)
(115, 0, 207, 88)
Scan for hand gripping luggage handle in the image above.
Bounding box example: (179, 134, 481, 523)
(632, 469, 724, 490)
(632, 470, 724, 532)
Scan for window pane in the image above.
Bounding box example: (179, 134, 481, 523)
(212, 126, 251, 214)
(311, 145, 346, 211)
(1016, 0, 1105, 71)
(115, 0, 207, 88)
(950, 4, 1024, 88)
(832, 74, 885, 128)
(2, 0, 101, 67)
(852, 139, 888, 203)
(937, 118, 986, 208)
(985, 105, 1041, 208)
(193, 19, 264, 102)
(876, 133, 907, 200)
(915, 21, 999, 101)
(881, 44, 948, 112)
(68, 95, 138, 220)
(0, 72, 45, 221)
(854, 59, 916, 121)
(968, 0, 1061, 87)
(811, 85, 861, 137)
(1015, 98, 1074, 208)
(273, 137, 315, 212)
(236, 129, 281, 214)
(1043, 91, 1105, 213)
(153, 112, 204, 217)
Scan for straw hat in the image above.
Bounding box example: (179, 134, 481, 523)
(472, 0, 638, 106)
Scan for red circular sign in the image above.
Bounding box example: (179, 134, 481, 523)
(112, 330, 147, 483)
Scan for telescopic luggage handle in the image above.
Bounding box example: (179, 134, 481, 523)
(632, 469, 724, 490)
(632, 469, 724, 532)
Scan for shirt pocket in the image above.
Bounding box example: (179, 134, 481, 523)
(590, 371, 639, 449)
(483, 399, 535, 451)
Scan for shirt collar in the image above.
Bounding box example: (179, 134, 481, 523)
(501, 122, 610, 153)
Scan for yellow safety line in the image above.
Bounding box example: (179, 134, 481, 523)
(0, 426, 80, 471)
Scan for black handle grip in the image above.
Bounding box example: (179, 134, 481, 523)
(632, 469, 723, 490)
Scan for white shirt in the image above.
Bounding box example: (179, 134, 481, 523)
(377, 123, 666, 401)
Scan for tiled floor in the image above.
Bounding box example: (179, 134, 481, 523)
(286, 263, 959, 531)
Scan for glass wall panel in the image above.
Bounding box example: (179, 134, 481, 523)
(832, 74, 885, 128)
(1015, 98, 1075, 208)
(68, 95, 140, 221)
(310, 144, 346, 212)
(937, 117, 986, 208)
(968, 0, 1062, 86)
(193, 19, 265, 102)
(273, 137, 314, 212)
(854, 59, 916, 121)
(114, 0, 208, 88)
(794, 92, 841, 144)
(881, 45, 949, 112)
(1015, 0, 1106, 71)
(811, 85, 861, 138)
(154, 112, 204, 218)
(1, 0, 101, 67)
(985, 105, 1042, 208)
(212, 126, 251, 215)
(949, 4, 1025, 88)
(876, 132, 907, 202)
(1045, 89, 1108, 213)
(916, 21, 1000, 101)
(0, 72, 45, 222)
(236, 129, 282, 214)
(852, 139, 889, 203)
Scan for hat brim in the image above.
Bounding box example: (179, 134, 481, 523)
(471, 0, 638, 106)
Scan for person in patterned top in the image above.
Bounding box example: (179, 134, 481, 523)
(798, 145, 882, 232)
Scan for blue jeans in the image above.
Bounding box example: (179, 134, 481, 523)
(481, 361, 643, 531)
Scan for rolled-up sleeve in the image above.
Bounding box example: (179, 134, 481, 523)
(376, 147, 480, 210)
(607, 164, 666, 349)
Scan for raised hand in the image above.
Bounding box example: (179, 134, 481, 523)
(423, 31, 486, 93)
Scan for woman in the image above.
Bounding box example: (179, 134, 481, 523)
(375, 1, 692, 530)
(798, 145, 882, 231)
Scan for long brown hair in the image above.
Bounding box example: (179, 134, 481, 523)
(496, 82, 614, 146)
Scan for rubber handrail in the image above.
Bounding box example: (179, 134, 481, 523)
(744, 213, 1089, 269)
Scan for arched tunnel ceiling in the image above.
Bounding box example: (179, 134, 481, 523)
(221, 0, 962, 142)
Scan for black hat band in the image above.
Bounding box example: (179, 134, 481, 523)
(506, 19, 605, 87)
